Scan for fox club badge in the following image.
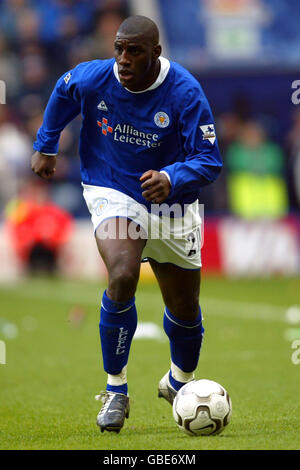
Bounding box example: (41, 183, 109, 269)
(154, 111, 170, 128)
(94, 198, 108, 216)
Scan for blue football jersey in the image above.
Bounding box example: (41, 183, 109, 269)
(34, 57, 222, 210)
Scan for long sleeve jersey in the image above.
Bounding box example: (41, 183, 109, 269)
(34, 57, 222, 210)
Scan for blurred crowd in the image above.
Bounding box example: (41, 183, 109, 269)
(0, 0, 129, 218)
(0, 0, 299, 224)
(203, 107, 300, 218)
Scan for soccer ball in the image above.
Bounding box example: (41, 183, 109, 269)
(172, 379, 232, 436)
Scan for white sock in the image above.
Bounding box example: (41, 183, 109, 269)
(171, 361, 195, 383)
(107, 364, 127, 386)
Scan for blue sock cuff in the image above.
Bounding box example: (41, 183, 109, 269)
(106, 383, 128, 396)
(169, 371, 187, 392)
(102, 290, 135, 313)
(164, 306, 202, 328)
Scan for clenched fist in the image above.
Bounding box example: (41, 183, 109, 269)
(31, 152, 57, 179)
(140, 169, 171, 204)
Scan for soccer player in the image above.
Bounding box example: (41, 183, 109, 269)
(31, 15, 222, 433)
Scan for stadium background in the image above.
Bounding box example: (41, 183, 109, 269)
(1, 0, 300, 451)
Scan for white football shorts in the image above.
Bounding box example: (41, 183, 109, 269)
(82, 184, 202, 270)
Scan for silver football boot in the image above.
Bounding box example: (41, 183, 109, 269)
(158, 371, 178, 405)
(95, 391, 130, 433)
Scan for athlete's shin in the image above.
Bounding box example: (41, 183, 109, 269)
(163, 306, 204, 377)
(99, 290, 137, 394)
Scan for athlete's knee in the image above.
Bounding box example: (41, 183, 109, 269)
(107, 265, 139, 301)
(166, 296, 199, 321)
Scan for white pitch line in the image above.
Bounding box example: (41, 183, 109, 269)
(0, 282, 286, 323)
(202, 298, 285, 323)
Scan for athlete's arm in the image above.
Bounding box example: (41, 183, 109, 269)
(160, 86, 222, 195)
(32, 67, 83, 178)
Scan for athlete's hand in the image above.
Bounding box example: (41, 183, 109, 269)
(140, 170, 171, 204)
(31, 152, 57, 179)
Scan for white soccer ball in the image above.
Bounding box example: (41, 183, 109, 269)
(172, 379, 232, 436)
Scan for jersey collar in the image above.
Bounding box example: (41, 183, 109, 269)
(113, 57, 170, 93)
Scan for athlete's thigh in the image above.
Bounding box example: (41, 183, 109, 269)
(149, 258, 201, 321)
(96, 217, 146, 273)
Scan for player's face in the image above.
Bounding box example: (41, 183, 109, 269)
(114, 33, 161, 91)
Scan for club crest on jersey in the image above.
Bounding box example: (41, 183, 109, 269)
(154, 112, 170, 128)
(200, 124, 216, 144)
(97, 118, 113, 135)
(94, 198, 108, 216)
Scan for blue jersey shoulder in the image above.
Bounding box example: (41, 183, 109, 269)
(168, 60, 207, 112)
(69, 58, 115, 86)
(170, 61, 203, 91)
(72, 58, 114, 73)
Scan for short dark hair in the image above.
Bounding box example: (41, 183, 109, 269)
(117, 15, 159, 45)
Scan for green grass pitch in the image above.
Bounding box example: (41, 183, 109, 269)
(0, 275, 300, 450)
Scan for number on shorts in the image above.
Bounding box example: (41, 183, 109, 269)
(187, 228, 200, 257)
